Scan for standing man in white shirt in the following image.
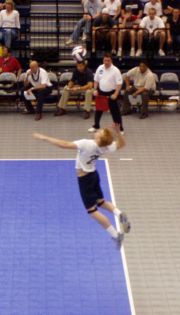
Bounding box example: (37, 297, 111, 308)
(136, 8, 166, 56)
(23, 61, 52, 121)
(33, 124, 131, 248)
(88, 53, 124, 133)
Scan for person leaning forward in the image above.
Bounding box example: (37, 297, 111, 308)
(122, 60, 156, 119)
(23, 61, 52, 121)
(55, 60, 94, 119)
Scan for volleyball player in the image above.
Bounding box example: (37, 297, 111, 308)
(33, 124, 130, 248)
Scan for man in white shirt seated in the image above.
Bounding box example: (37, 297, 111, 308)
(23, 61, 52, 121)
(136, 7, 166, 56)
(122, 60, 156, 119)
(144, 0, 162, 17)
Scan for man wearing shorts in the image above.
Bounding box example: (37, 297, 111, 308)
(33, 125, 131, 248)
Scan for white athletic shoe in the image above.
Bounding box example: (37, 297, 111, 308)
(88, 127, 97, 133)
(113, 232, 124, 249)
(66, 38, 74, 45)
(136, 49, 142, 57)
(130, 48, 135, 57)
(117, 48, 122, 57)
(82, 33, 87, 41)
(158, 49, 165, 56)
(119, 212, 131, 233)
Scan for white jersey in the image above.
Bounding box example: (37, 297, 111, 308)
(74, 139, 117, 172)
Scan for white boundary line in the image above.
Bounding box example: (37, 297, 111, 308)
(120, 158, 133, 161)
(105, 158, 136, 315)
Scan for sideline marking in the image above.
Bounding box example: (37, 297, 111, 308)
(105, 158, 136, 315)
(120, 158, 133, 161)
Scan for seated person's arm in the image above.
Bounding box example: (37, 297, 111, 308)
(166, 22, 172, 44)
(17, 68, 22, 78)
(24, 71, 31, 87)
(78, 81, 93, 91)
(121, 9, 126, 17)
(113, 6, 121, 20)
(132, 86, 147, 96)
(125, 76, 132, 89)
(137, 9, 143, 19)
(32, 83, 47, 91)
(67, 80, 74, 89)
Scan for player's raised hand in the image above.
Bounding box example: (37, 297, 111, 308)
(33, 132, 46, 140)
(111, 123, 121, 134)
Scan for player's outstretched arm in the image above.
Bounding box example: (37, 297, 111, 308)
(112, 124, 125, 150)
(33, 133, 77, 149)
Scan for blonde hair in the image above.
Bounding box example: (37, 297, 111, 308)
(5, 0, 14, 9)
(99, 128, 114, 147)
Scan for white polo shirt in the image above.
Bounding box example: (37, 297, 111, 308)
(104, 0, 121, 16)
(144, 2, 162, 17)
(94, 64, 123, 92)
(140, 15, 165, 34)
(74, 139, 117, 172)
(26, 67, 52, 87)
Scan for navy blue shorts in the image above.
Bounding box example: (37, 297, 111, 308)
(78, 171, 104, 209)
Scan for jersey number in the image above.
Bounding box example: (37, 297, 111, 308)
(87, 154, 99, 165)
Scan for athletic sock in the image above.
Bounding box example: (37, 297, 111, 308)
(106, 225, 118, 239)
(113, 207, 122, 217)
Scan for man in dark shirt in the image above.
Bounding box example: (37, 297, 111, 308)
(55, 61, 94, 119)
(92, 8, 116, 54)
(121, 0, 143, 18)
(0, 46, 21, 75)
(162, 0, 180, 15)
(167, 8, 180, 54)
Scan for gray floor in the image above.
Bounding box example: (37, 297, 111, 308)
(0, 109, 180, 315)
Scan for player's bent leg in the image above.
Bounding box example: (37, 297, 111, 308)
(87, 206, 124, 248)
(97, 199, 131, 233)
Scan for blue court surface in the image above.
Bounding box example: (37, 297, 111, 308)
(0, 160, 134, 315)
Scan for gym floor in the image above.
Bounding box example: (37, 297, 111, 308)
(0, 108, 180, 315)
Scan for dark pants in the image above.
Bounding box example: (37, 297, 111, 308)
(23, 86, 52, 113)
(93, 89, 123, 131)
(123, 86, 152, 115)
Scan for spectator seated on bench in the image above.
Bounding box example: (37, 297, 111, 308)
(66, 0, 102, 45)
(22, 61, 53, 121)
(162, 0, 180, 19)
(0, 46, 21, 76)
(55, 61, 94, 119)
(117, 7, 139, 57)
(121, 0, 143, 21)
(144, 0, 163, 17)
(0, 0, 20, 49)
(166, 8, 180, 57)
(92, 8, 116, 54)
(103, 0, 121, 24)
(121, 60, 156, 119)
(136, 8, 166, 57)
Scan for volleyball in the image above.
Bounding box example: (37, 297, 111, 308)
(72, 45, 87, 62)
